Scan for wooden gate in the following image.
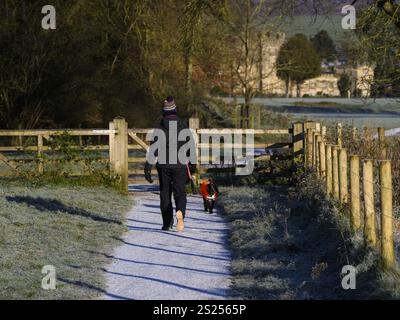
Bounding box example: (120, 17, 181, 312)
(0, 117, 303, 193)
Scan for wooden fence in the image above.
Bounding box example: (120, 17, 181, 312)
(0, 128, 112, 175)
(1, 117, 396, 268)
(304, 122, 397, 270)
(0, 117, 294, 191)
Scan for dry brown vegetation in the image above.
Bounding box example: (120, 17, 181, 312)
(325, 125, 400, 216)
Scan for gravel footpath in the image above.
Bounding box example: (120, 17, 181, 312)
(103, 185, 232, 300)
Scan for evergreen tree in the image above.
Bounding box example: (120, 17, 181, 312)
(277, 34, 322, 97)
(310, 30, 337, 62)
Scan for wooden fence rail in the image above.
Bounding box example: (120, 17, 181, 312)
(123, 120, 293, 184)
(306, 122, 397, 270)
(0, 117, 294, 191)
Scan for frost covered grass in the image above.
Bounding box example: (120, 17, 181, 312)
(218, 175, 400, 299)
(296, 173, 400, 299)
(0, 177, 132, 299)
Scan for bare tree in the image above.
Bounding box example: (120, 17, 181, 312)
(220, 0, 287, 105)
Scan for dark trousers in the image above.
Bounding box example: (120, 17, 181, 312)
(157, 166, 187, 227)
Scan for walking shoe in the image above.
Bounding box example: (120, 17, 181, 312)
(176, 210, 184, 232)
(161, 219, 174, 231)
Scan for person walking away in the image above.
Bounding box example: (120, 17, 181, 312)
(144, 96, 196, 231)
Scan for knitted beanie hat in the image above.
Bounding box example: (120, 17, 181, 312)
(163, 96, 177, 113)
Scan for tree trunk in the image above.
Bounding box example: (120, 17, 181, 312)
(244, 87, 252, 105)
(285, 78, 289, 98)
(296, 82, 301, 97)
(183, 41, 193, 114)
(258, 33, 263, 93)
(184, 48, 193, 94)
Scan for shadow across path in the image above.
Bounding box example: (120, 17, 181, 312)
(104, 192, 232, 300)
(126, 225, 226, 245)
(6, 196, 121, 224)
(113, 237, 230, 262)
(103, 269, 227, 298)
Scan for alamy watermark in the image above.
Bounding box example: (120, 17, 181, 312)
(41, 5, 56, 30)
(341, 265, 357, 290)
(146, 125, 254, 176)
(41, 4, 356, 31)
(342, 5, 357, 30)
(41, 265, 56, 290)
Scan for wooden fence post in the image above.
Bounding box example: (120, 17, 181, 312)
(336, 123, 343, 149)
(109, 121, 115, 168)
(189, 118, 200, 185)
(304, 121, 316, 168)
(109, 117, 128, 193)
(363, 160, 377, 247)
(339, 148, 348, 204)
(313, 123, 321, 169)
(292, 122, 304, 159)
(304, 121, 316, 131)
(319, 141, 326, 180)
(315, 122, 321, 133)
(37, 134, 44, 174)
(326, 145, 333, 195)
(380, 160, 395, 269)
(350, 155, 361, 231)
(314, 134, 321, 173)
(321, 126, 327, 142)
(189, 118, 200, 132)
(332, 146, 340, 200)
(312, 132, 316, 169)
(306, 128, 313, 169)
(378, 127, 387, 159)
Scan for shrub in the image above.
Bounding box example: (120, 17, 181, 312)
(16, 132, 120, 189)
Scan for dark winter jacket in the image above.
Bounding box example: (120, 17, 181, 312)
(146, 114, 197, 170)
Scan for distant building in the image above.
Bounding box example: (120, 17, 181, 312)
(233, 31, 374, 98)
